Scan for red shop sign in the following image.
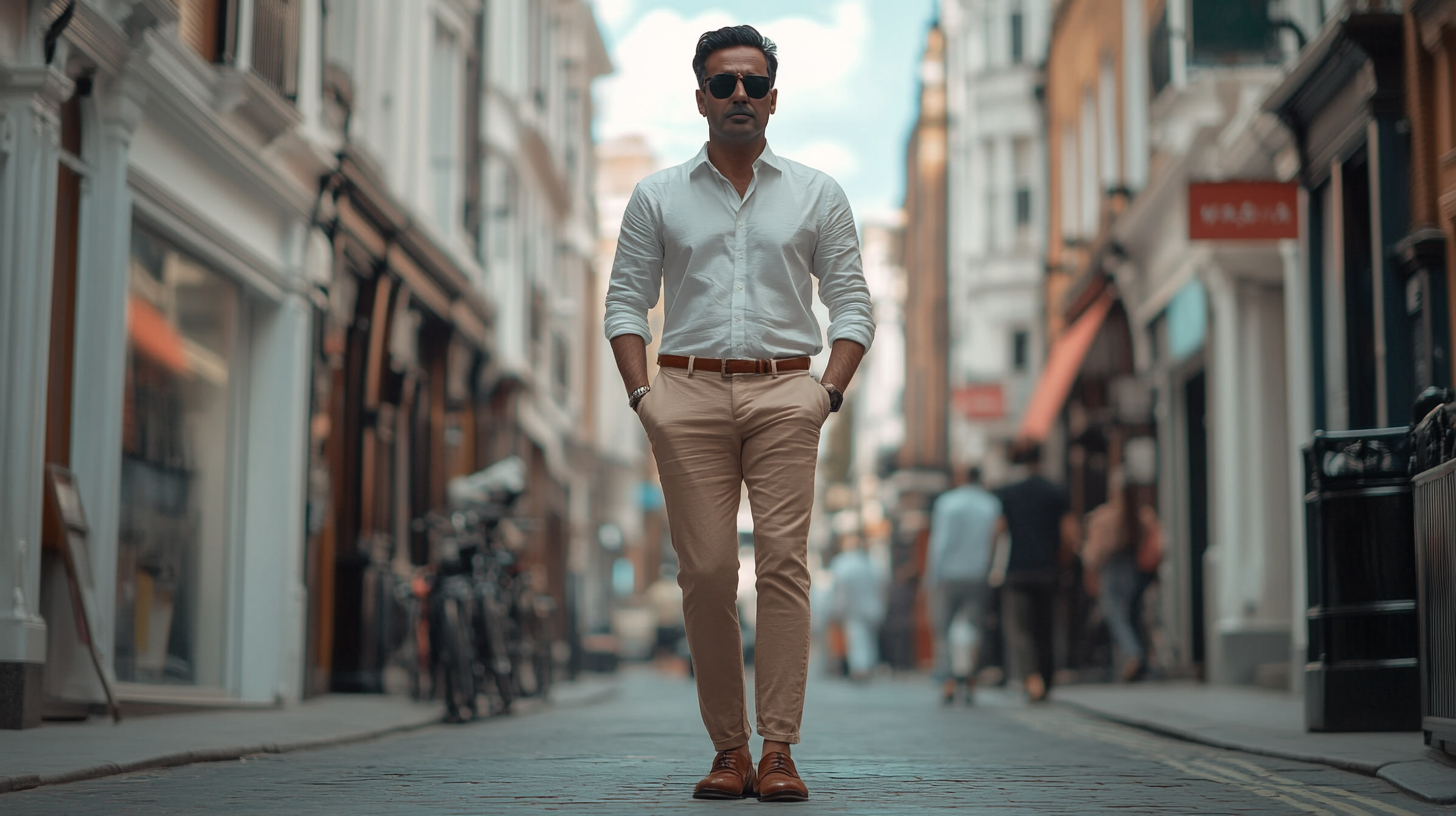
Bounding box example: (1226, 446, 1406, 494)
(1188, 181, 1299, 241)
(953, 383, 1006, 421)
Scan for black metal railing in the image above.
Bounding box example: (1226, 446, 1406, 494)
(1302, 428, 1421, 732)
(252, 0, 300, 100)
(1412, 394, 1456, 755)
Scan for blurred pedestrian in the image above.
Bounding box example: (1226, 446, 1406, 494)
(604, 24, 875, 803)
(925, 466, 1003, 704)
(827, 535, 885, 682)
(996, 443, 1077, 702)
(1081, 468, 1145, 682)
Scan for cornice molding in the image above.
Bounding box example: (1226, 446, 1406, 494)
(66, 3, 130, 76)
(130, 32, 313, 220)
(129, 164, 300, 301)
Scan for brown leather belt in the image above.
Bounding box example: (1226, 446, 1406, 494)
(658, 354, 811, 376)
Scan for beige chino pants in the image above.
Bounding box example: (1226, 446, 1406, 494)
(637, 366, 830, 750)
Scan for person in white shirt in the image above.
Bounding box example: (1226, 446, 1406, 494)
(926, 466, 1005, 705)
(605, 24, 874, 803)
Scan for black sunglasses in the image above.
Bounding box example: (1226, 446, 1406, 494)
(704, 73, 772, 99)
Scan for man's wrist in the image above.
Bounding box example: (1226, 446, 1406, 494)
(822, 382, 843, 413)
(628, 385, 651, 410)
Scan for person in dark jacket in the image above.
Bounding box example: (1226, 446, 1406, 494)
(995, 443, 1078, 701)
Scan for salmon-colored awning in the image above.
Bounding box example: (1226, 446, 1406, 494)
(128, 296, 189, 374)
(1017, 293, 1115, 442)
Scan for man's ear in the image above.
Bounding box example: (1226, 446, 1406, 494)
(696, 88, 707, 117)
(769, 87, 777, 115)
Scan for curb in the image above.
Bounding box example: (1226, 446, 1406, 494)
(0, 680, 620, 796)
(1059, 699, 1456, 804)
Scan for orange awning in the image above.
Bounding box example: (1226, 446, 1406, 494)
(1017, 293, 1115, 442)
(128, 296, 189, 374)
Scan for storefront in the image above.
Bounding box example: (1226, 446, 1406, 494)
(307, 151, 493, 695)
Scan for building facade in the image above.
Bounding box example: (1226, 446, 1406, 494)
(941, 0, 1051, 482)
(1, 0, 615, 727)
(2, 0, 329, 724)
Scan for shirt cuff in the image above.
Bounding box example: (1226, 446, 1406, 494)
(826, 318, 875, 352)
(604, 310, 654, 345)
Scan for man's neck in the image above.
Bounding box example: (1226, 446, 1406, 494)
(706, 137, 767, 191)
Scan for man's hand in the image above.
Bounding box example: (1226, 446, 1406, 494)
(610, 334, 651, 395)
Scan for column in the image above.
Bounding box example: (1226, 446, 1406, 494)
(239, 293, 314, 702)
(1280, 236, 1313, 691)
(66, 72, 147, 687)
(0, 64, 73, 728)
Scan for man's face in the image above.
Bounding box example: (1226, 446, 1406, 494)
(695, 45, 776, 144)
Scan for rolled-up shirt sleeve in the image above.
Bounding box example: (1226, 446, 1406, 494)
(813, 181, 876, 351)
(604, 183, 663, 343)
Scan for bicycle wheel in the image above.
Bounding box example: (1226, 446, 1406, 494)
(441, 600, 477, 721)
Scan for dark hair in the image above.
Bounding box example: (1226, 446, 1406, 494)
(693, 25, 778, 88)
(1010, 442, 1043, 466)
(968, 466, 983, 484)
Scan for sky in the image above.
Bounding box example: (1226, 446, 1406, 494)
(590, 0, 939, 223)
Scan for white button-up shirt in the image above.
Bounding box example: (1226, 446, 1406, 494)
(604, 143, 875, 359)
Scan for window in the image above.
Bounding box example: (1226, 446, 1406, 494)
(116, 226, 239, 687)
(1012, 330, 1030, 372)
(430, 22, 461, 234)
(1190, 0, 1279, 66)
(252, 0, 300, 99)
(179, 0, 226, 62)
(1013, 137, 1033, 238)
(1060, 124, 1078, 240)
(1010, 8, 1025, 65)
(1150, 5, 1171, 98)
(1079, 89, 1099, 236)
(1015, 189, 1033, 227)
(1098, 58, 1119, 190)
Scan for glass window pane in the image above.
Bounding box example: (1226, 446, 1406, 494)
(115, 226, 237, 687)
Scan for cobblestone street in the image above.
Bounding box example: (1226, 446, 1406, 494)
(4, 668, 1450, 815)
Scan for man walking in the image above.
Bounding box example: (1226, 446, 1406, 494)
(925, 466, 1003, 704)
(604, 25, 875, 803)
(996, 444, 1077, 702)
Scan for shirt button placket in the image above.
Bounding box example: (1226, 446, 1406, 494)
(733, 211, 746, 355)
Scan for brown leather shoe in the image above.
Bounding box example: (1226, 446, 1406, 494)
(757, 752, 809, 802)
(692, 748, 757, 800)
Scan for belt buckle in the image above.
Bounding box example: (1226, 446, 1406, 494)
(721, 358, 731, 378)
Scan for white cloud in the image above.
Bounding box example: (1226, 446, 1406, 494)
(590, 0, 637, 33)
(775, 140, 860, 180)
(595, 2, 871, 169)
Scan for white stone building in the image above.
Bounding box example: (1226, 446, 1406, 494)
(940, 0, 1051, 480)
(0, 0, 614, 726)
(1, 0, 329, 723)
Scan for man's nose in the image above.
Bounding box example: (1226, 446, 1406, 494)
(729, 75, 749, 102)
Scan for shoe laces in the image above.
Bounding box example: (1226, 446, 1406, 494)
(761, 752, 797, 777)
(711, 751, 742, 772)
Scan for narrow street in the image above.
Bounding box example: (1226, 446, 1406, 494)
(4, 669, 1445, 815)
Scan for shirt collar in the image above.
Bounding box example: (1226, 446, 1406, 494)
(689, 141, 785, 179)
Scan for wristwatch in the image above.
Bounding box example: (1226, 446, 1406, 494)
(823, 383, 843, 413)
(628, 385, 651, 411)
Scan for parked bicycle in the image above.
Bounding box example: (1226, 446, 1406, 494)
(397, 456, 556, 722)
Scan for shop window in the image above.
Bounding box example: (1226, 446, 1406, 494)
(1011, 329, 1030, 372)
(115, 226, 238, 688)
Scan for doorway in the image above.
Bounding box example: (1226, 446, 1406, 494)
(1185, 371, 1209, 669)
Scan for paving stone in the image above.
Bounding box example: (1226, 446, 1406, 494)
(3, 669, 1450, 814)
